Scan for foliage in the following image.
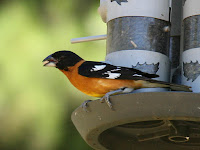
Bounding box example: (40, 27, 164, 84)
(0, 0, 106, 149)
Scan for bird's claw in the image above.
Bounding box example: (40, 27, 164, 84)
(99, 88, 126, 110)
(100, 94, 113, 110)
(81, 100, 92, 112)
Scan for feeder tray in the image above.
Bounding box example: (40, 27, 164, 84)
(71, 92, 200, 150)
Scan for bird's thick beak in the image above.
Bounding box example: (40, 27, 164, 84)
(42, 55, 57, 67)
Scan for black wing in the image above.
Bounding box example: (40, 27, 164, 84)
(78, 61, 159, 80)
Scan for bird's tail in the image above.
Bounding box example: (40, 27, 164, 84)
(167, 83, 192, 92)
(146, 79, 192, 92)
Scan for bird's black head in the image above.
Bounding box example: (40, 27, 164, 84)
(43, 50, 83, 70)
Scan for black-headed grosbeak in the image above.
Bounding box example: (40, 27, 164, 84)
(43, 50, 192, 109)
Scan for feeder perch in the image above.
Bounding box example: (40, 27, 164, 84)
(71, 35, 107, 44)
(71, 0, 200, 149)
(72, 92, 200, 150)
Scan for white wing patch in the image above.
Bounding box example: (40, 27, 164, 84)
(110, 68, 121, 72)
(133, 74, 142, 77)
(104, 71, 121, 79)
(91, 65, 106, 71)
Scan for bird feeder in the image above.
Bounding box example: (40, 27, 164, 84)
(181, 0, 200, 92)
(71, 0, 200, 149)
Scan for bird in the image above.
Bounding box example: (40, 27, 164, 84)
(43, 50, 192, 110)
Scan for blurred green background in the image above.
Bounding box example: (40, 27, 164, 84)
(0, 0, 106, 149)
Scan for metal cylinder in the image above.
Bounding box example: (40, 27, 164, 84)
(100, 0, 171, 92)
(182, 0, 200, 92)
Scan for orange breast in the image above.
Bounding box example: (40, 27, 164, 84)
(59, 60, 143, 97)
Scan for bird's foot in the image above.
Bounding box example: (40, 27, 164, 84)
(99, 88, 134, 110)
(100, 94, 113, 109)
(81, 100, 92, 112)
